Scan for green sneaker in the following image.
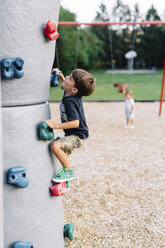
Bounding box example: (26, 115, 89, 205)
(52, 167, 75, 183)
(55, 167, 65, 178)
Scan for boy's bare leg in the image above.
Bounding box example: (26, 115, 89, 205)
(131, 119, 134, 126)
(50, 140, 71, 169)
(126, 119, 129, 126)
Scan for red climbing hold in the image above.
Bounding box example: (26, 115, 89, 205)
(44, 20, 59, 41)
(49, 182, 66, 196)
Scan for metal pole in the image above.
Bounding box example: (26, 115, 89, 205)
(58, 21, 165, 26)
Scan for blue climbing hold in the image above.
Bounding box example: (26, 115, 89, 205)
(12, 241, 33, 248)
(50, 70, 59, 87)
(54, 136, 61, 141)
(1, 57, 24, 79)
(7, 166, 29, 188)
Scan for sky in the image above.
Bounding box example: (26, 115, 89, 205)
(60, 0, 165, 22)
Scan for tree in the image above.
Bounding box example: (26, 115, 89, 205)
(90, 3, 112, 68)
(138, 5, 164, 68)
(53, 7, 79, 74)
(54, 7, 102, 74)
(112, 0, 131, 22)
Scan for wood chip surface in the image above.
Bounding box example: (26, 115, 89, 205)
(50, 102, 165, 248)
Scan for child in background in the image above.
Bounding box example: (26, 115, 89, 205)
(45, 68, 96, 182)
(124, 89, 135, 129)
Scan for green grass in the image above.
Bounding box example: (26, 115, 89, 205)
(49, 69, 163, 101)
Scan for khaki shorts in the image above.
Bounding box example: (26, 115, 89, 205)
(60, 135, 85, 155)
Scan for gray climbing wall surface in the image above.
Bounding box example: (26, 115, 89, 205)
(0, 0, 59, 106)
(0, 64, 4, 248)
(1, 0, 65, 247)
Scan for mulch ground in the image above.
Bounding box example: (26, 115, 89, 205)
(50, 101, 165, 248)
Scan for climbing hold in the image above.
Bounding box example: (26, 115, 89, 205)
(54, 136, 61, 141)
(7, 166, 29, 188)
(114, 83, 129, 93)
(64, 223, 74, 241)
(50, 70, 59, 87)
(1, 57, 24, 79)
(38, 121, 54, 141)
(66, 181, 70, 190)
(14, 57, 25, 78)
(49, 182, 66, 196)
(44, 20, 59, 41)
(12, 241, 33, 248)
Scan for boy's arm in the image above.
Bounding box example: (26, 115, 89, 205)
(131, 104, 134, 113)
(45, 119, 79, 129)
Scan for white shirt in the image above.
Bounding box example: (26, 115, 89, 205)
(125, 98, 134, 111)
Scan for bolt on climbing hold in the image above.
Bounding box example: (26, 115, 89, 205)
(50, 70, 59, 87)
(49, 182, 66, 196)
(64, 223, 74, 241)
(38, 121, 54, 141)
(1, 57, 24, 79)
(44, 20, 59, 41)
(12, 241, 33, 248)
(7, 166, 29, 188)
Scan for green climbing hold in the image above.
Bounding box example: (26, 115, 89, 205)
(64, 223, 74, 241)
(38, 121, 54, 141)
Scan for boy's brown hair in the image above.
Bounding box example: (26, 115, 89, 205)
(72, 69, 96, 97)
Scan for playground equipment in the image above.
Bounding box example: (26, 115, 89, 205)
(125, 50, 137, 73)
(1, 57, 24, 79)
(50, 69, 60, 87)
(64, 223, 74, 241)
(44, 20, 59, 41)
(49, 180, 70, 197)
(7, 166, 29, 188)
(58, 21, 165, 26)
(0, 1, 66, 247)
(0, 61, 3, 248)
(109, 22, 137, 87)
(12, 241, 33, 248)
(114, 83, 129, 93)
(50, 68, 65, 87)
(49, 182, 66, 196)
(38, 121, 54, 140)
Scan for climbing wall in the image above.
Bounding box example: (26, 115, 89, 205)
(0, 1, 65, 247)
(0, 62, 3, 248)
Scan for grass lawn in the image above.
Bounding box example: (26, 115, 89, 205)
(49, 69, 163, 101)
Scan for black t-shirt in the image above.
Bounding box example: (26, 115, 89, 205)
(60, 95, 89, 139)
